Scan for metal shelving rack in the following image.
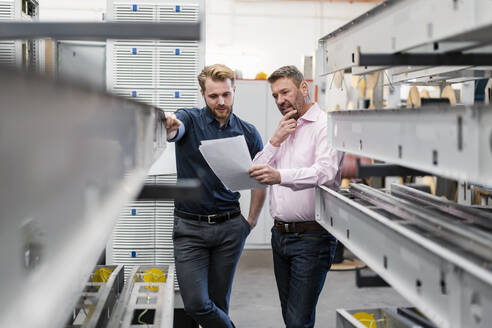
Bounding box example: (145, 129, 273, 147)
(0, 19, 200, 328)
(109, 265, 175, 328)
(314, 1, 492, 327)
(106, 0, 205, 294)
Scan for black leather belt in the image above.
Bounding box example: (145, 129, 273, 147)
(174, 209, 241, 224)
(273, 220, 324, 233)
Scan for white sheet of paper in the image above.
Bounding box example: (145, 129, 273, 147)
(199, 135, 266, 191)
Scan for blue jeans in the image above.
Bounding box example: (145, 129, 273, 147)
(271, 227, 337, 328)
(173, 214, 251, 328)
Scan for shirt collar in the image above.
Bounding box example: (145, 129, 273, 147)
(298, 103, 321, 123)
(203, 106, 233, 128)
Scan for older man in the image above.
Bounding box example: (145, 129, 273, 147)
(249, 65, 344, 328)
(165, 64, 266, 328)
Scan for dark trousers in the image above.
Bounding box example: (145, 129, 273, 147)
(173, 214, 251, 328)
(271, 227, 337, 328)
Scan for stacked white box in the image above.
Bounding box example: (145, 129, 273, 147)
(109, 175, 158, 280)
(107, 1, 204, 291)
(0, 0, 40, 69)
(155, 174, 179, 290)
(106, 0, 204, 110)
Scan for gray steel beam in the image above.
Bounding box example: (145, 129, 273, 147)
(0, 22, 201, 41)
(136, 180, 201, 201)
(109, 265, 175, 327)
(318, 0, 492, 74)
(315, 186, 492, 328)
(0, 66, 166, 328)
(390, 183, 492, 230)
(356, 53, 492, 67)
(327, 104, 492, 187)
(349, 183, 492, 262)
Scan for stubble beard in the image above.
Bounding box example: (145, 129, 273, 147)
(281, 90, 305, 119)
(207, 102, 232, 121)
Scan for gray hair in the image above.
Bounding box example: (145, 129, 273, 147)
(267, 65, 304, 88)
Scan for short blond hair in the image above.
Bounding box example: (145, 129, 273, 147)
(197, 64, 235, 91)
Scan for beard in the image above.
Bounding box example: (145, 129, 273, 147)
(207, 103, 232, 121)
(279, 90, 305, 119)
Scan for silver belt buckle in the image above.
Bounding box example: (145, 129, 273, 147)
(284, 223, 290, 233)
(208, 215, 216, 224)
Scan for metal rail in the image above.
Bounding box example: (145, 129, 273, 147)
(390, 183, 492, 230)
(109, 265, 175, 327)
(318, 0, 492, 74)
(0, 66, 166, 328)
(327, 104, 492, 187)
(67, 265, 125, 328)
(0, 22, 201, 41)
(315, 185, 492, 328)
(350, 183, 492, 262)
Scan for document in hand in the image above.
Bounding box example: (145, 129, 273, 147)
(198, 135, 266, 191)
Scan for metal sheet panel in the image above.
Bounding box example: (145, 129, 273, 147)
(157, 88, 198, 111)
(156, 42, 198, 88)
(0, 40, 15, 64)
(157, 3, 199, 23)
(57, 41, 106, 90)
(327, 105, 492, 187)
(113, 202, 156, 249)
(112, 88, 156, 106)
(112, 45, 155, 88)
(318, 0, 492, 74)
(113, 3, 156, 21)
(0, 68, 165, 328)
(315, 186, 492, 328)
(0, 0, 14, 20)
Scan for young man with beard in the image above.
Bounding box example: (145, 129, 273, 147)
(164, 64, 266, 328)
(249, 65, 344, 328)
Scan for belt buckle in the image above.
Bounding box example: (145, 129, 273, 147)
(208, 214, 216, 224)
(284, 223, 290, 233)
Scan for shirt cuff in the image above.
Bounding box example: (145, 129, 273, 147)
(278, 168, 296, 187)
(167, 124, 185, 142)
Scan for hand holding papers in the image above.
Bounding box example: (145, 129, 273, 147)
(199, 135, 266, 191)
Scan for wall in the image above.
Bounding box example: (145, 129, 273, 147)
(206, 0, 378, 78)
(39, 0, 378, 76)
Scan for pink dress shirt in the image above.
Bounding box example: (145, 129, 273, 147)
(253, 103, 344, 222)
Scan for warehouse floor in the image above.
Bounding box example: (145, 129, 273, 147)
(229, 249, 410, 328)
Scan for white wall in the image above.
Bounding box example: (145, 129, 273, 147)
(39, 0, 378, 76)
(206, 0, 378, 78)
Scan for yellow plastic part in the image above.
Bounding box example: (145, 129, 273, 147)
(92, 267, 114, 290)
(93, 267, 113, 283)
(353, 312, 377, 328)
(142, 268, 167, 291)
(255, 72, 267, 80)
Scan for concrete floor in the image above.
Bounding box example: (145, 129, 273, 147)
(229, 249, 410, 328)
